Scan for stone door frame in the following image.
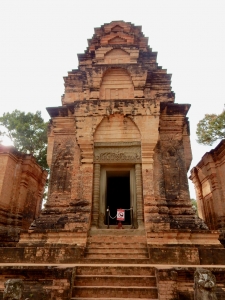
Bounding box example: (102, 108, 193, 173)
(92, 142, 143, 229)
(92, 164, 144, 228)
(99, 165, 136, 227)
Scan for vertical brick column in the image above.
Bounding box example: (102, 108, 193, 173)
(92, 163, 100, 227)
(134, 113, 160, 232)
(141, 143, 160, 231)
(75, 114, 94, 231)
(135, 163, 144, 226)
(78, 163, 93, 231)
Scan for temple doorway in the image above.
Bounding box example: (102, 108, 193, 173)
(106, 171, 131, 225)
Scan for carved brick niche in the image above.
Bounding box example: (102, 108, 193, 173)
(99, 68, 134, 100)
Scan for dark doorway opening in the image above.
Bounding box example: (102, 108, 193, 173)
(106, 172, 131, 225)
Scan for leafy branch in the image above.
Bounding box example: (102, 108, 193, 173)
(0, 110, 48, 170)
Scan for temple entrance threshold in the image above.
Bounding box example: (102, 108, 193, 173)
(92, 138, 143, 229)
(106, 171, 131, 225)
(92, 164, 144, 229)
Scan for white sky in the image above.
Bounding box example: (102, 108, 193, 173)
(0, 0, 225, 198)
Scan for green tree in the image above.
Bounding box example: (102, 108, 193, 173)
(196, 109, 225, 145)
(0, 110, 48, 169)
(191, 198, 197, 209)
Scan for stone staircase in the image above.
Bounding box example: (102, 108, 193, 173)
(71, 265, 159, 299)
(84, 229, 149, 260)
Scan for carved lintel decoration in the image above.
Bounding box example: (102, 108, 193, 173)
(94, 141, 141, 147)
(194, 268, 217, 300)
(94, 145, 141, 163)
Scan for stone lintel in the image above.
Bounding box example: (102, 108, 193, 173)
(81, 158, 93, 163)
(47, 99, 160, 118)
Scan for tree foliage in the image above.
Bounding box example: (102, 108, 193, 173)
(196, 109, 225, 146)
(0, 110, 48, 169)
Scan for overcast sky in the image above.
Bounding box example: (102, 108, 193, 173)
(0, 0, 225, 198)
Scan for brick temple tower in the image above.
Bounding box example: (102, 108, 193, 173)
(1, 21, 225, 299)
(20, 20, 218, 245)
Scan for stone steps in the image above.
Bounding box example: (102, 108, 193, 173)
(72, 286, 158, 298)
(85, 230, 149, 260)
(86, 248, 148, 253)
(78, 230, 155, 298)
(71, 298, 158, 300)
(74, 275, 157, 287)
(78, 258, 150, 264)
(85, 245, 149, 259)
(87, 240, 147, 246)
(87, 236, 147, 242)
(88, 229, 146, 235)
(75, 266, 156, 276)
(72, 266, 158, 299)
(87, 242, 147, 248)
(85, 252, 148, 259)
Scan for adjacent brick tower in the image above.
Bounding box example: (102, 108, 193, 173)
(1, 21, 225, 299)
